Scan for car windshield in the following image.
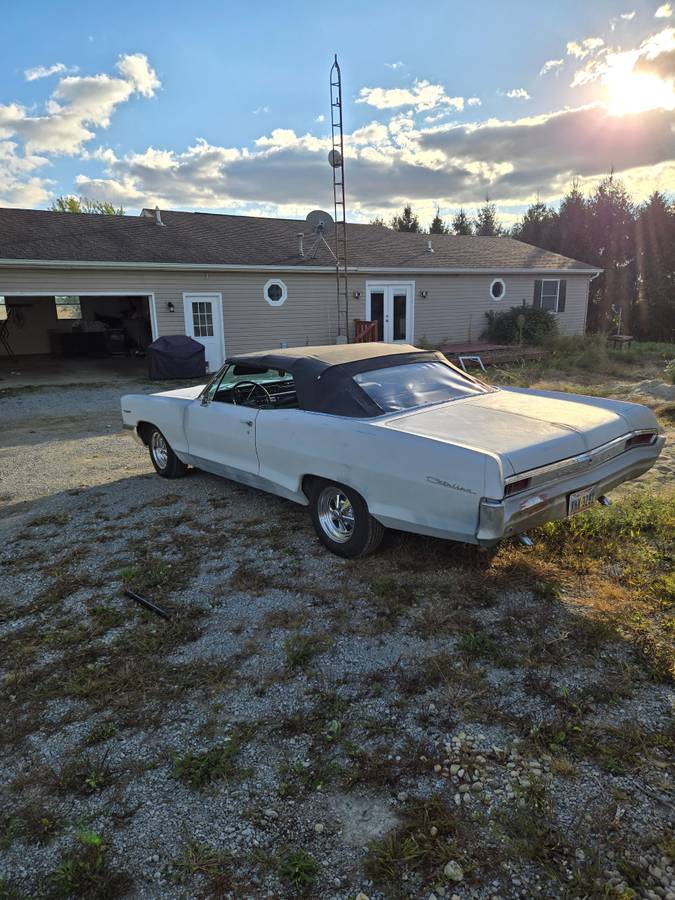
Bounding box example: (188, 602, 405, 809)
(354, 361, 490, 413)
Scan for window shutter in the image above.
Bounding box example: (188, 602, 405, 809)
(557, 280, 566, 312)
(533, 280, 542, 308)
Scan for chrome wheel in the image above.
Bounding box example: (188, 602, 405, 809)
(150, 431, 168, 470)
(317, 486, 355, 543)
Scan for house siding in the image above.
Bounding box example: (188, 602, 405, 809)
(1, 266, 591, 355)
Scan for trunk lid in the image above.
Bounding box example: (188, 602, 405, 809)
(381, 387, 631, 475)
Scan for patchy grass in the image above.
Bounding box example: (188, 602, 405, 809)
(278, 850, 318, 892)
(171, 840, 234, 894)
(53, 753, 112, 796)
(283, 633, 330, 670)
(365, 796, 476, 896)
(171, 725, 255, 790)
(48, 831, 131, 899)
(0, 803, 61, 848)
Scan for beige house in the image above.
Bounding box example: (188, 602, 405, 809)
(0, 206, 599, 372)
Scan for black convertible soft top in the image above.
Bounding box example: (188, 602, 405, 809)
(225, 343, 470, 417)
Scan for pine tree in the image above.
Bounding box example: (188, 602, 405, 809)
(428, 208, 449, 234)
(556, 179, 591, 264)
(635, 191, 675, 339)
(512, 200, 557, 249)
(474, 199, 502, 236)
(451, 208, 473, 235)
(390, 204, 421, 233)
(586, 173, 636, 333)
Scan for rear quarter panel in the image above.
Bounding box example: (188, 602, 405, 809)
(255, 409, 502, 542)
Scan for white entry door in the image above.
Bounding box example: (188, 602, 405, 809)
(366, 283, 414, 343)
(183, 293, 224, 373)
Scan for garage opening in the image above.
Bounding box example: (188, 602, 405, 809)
(0, 294, 154, 378)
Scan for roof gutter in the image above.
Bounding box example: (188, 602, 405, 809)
(0, 258, 602, 276)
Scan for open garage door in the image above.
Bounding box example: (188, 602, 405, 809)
(0, 293, 154, 364)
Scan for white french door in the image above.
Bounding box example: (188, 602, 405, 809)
(366, 283, 414, 343)
(183, 293, 224, 373)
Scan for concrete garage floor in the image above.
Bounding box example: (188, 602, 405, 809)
(0, 378, 673, 899)
(0, 354, 150, 389)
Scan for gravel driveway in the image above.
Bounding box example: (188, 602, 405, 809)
(1, 377, 673, 900)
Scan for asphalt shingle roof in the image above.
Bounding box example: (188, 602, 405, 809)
(0, 207, 597, 271)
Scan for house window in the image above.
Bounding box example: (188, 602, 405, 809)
(541, 280, 560, 312)
(192, 301, 214, 337)
(264, 278, 288, 307)
(490, 278, 505, 300)
(55, 295, 82, 319)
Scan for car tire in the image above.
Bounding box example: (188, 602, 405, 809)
(148, 427, 187, 479)
(308, 479, 385, 558)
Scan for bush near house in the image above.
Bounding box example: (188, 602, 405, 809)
(483, 306, 558, 345)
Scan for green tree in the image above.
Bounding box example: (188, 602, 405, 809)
(451, 208, 473, 235)
(49, 195, 125, 215)
(512, 199, 557, 249)
(586, 173, 636, 333)
(474, 199, 502, 236)
(428, 207, 449, 234)
(390, 204, 421, 233)
(635, 191, 675, 340)
(556, 179, 591, 264)
(369, 216, 385, 227)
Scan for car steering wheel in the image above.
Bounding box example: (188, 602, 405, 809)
(232, 380, 272, 407)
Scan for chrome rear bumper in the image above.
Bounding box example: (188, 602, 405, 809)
(476, 435, 665, 546)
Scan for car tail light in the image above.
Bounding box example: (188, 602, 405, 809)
(625, 432, 656, 450)
(504, 477, 531, 497)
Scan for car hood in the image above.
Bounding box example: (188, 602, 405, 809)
(153, 385, 206, 400)
(381, 387, 640, 475)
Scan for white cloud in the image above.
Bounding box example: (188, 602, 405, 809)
(0, 53, 160, 156)
(115, 53, 160, 97)
(356, 79, 464, 112)
(540, 59, 564, 75)
(252, 105, 269, 115)
(69, 98, 675, 219)
(570, 25, 675, 103)
(384, 61, 404, 69)
(467, 97, 482, 106)
(655, 3, 672, 17)
(505, 88, 531, 99)
(621, 10, 636, 19)
(24, 63, 78, 82)
(314, 114, 325, 123)
(0, 140, 52, 206)
(567, 37, 605, 58)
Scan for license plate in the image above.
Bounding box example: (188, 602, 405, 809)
(568, 486, 596, 515)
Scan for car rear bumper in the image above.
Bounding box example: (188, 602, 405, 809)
(476, 435, 665, 546)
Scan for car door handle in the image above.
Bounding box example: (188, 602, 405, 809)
(240, 419, 254, 427)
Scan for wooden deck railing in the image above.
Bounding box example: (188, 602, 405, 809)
(354, 319, 378, 342)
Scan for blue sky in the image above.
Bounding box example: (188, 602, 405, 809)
(2, 0, 674, 226)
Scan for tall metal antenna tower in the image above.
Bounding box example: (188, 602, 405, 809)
(329, 54, 349, 341)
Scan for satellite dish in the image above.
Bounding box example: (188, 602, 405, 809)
(306, 209, 334, 235)
(328, 149, 342, 168)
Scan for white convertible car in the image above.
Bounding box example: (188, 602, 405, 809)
(121, 343, 664, 558)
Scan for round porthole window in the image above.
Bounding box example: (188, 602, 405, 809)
(490, 278, 506, 300)
(264, 278, 288, 307)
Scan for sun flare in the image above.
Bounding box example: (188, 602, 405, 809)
(603, 57, 675, 115)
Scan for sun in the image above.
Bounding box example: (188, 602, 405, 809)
(603, 56, 675, 115)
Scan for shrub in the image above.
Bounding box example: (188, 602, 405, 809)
(664, 359, 675, 385)
(483, 306, 557, 345)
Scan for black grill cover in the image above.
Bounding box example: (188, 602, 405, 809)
(147, 335, 206, 380)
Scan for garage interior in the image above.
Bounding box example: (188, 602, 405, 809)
(0, 294, 153, 381)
